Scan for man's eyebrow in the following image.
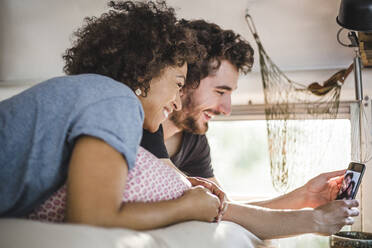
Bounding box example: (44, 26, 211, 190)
(216, 85, 233, 91)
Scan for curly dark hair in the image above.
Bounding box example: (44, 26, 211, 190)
(63, 1, 205, 95)
(178, 19, 254, 88)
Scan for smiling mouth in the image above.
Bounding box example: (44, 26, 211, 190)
(163, 108, 170, 118)
(203, 111, 214, 121)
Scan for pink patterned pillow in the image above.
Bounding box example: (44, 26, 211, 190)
(28, 146, 191, 222)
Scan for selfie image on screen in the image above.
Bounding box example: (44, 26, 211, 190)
(337, 171, 361, 200)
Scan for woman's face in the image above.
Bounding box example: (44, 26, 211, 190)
(342, 175, 352, 191)
(139, 64, 187, 132)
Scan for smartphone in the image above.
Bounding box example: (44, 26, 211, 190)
(336, 162, 365, 200)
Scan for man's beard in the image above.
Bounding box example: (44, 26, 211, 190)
(170, 111, 209, 134)
(169, 93, 208, 135)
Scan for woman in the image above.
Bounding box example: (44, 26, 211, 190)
(338, 180, 355, 200)
(0, 1, 221, 229)
(337, 172, 353, 200)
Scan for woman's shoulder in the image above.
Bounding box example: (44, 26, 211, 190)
(0, 73, 143, 126)
(11, 73, 141, 111)
(44, 74, 136, 98)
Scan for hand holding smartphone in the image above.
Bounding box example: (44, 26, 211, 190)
(336, 162, 365, 200)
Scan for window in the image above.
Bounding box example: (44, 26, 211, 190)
(207, 118, 351, 198)
(206, 103, 357, 247)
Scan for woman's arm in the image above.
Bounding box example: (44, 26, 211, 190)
(222, 199, 359, 240)
(66, 136, 220, 230)
(161, 158, 227, 217)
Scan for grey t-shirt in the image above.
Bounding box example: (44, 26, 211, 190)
(171, 132, 214, 178)
(0, 74, 144, 217)
(140, 126, 214, 178)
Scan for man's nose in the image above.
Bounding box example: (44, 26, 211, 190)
(218, 96, 231, 115)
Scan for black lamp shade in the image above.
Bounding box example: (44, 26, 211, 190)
(337, 0, 372, 32)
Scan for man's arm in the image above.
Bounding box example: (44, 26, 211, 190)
(208, 170, 345, 209)
(157, 170, 357, 239)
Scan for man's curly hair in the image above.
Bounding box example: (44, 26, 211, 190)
(178, 19, 254, 88)
(63, 1, 205, 95)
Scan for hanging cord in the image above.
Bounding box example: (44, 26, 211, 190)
(245, 11, 353, 95)
(244, 10, 307, 89)
(245, 10, 260, 44)
(337, 28, 359, 48)
(351, 101, 372, 164)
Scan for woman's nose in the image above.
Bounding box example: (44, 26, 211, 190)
(173, 91, 182, 111)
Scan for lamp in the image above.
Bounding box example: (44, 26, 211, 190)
(336, 0, 372, 101)
(337, 0, 372, 32)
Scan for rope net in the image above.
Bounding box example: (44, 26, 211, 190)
(245, 14, 355, 192)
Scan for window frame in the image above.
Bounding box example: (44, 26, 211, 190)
(212, 100, 371, 232)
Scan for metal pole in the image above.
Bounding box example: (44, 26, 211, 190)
(354, 47, 364, 231)
(354, 48, 363, 101)
(359, 101, 364, 231)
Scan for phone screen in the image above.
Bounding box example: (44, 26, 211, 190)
(336, 163, 365, 200)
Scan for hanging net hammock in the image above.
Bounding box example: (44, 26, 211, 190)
(245, 13, 356, 193)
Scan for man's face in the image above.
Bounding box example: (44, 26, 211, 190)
(170, 60, 239, 134)
(342, 174, 352, 191)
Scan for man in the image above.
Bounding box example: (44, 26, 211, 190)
(141, 19, 359, 239)
(337, 172, 354, 200)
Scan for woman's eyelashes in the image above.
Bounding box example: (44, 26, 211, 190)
(177, 81, 184, 90)
(216, 90, 225, 96)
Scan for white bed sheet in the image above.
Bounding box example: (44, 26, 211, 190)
(0, 218, 269, 248)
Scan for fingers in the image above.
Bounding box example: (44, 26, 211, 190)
(187, 177, 228, 221)
(215, 202, 228, 222)
(215, 198, 229, 223)
(189, 177, 227, 210)
(188, 177, 211, 188)
(186, 177, 197, 186)
(220, 200, 228, 215)
(203, 187, 221, 205)
(334, 199, 359, 216)
(188, 177, 217, 196)
(316, 199, 360, 235)
(333, 175, 344, 185)
(347, 208, 359, 217)
(343, 199, 359, 208)
(184, 186, 222, 222)
(339, 200, 359, 226)
(323, 169, 346, 179)
(344, 216, 354, 225)
(210, 191, 221, 222)
(212, 188, 225, 204)
(330, 185, 341, 200)
(189, 178, 222, 201)
(203, 187, 223, 222)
